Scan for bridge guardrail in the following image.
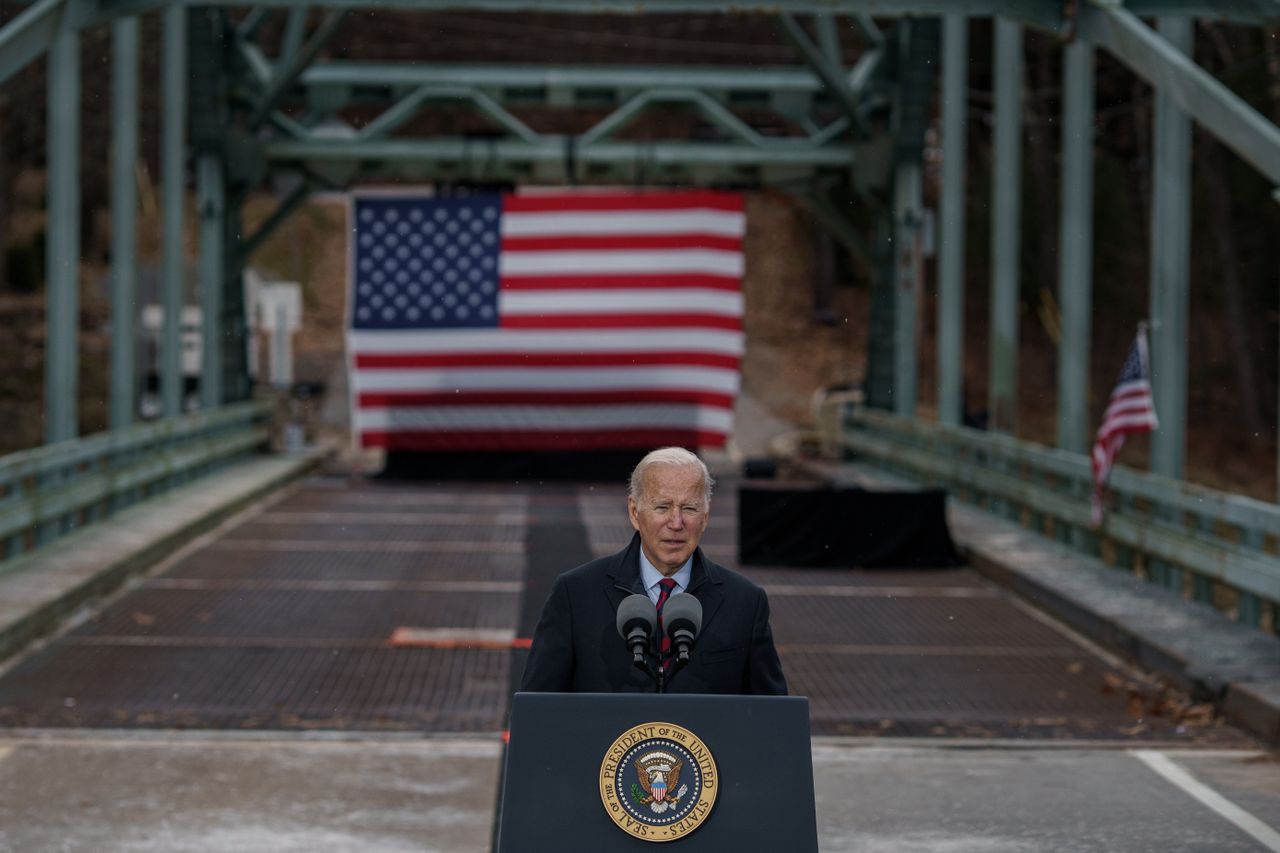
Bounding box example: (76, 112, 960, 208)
(0, 400, 271, 568)
(820, 402, 1280, 633)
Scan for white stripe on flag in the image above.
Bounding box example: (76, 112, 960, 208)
(347, 329, 745, 356)
(499, 289, 743, 316)
(1098, 411, 1160, 435)
(1111, 379, 1153, 399)
(500, 249, 744, 278)
(356, 405, 735, 433)
(352, 366, 741, 394)
(502, 210, 745, 238)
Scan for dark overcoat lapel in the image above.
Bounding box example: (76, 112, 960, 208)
(604, 533, 727, 639)
(520, 531, 788, 696)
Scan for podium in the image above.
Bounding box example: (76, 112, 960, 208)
(496, 693, 818, 851)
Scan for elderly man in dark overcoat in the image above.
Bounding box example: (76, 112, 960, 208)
(520, 447, 787, 695)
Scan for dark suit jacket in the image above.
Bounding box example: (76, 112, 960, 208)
(519, 533, 787, 695)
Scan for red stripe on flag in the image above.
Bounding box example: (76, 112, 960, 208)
(500, 313, 742, 331)
(362, 429, 729, 451)
(501, 234, 742, 252)
(351, 191, 745, 455)
(354, 352, 741, 370)
(503, 191, 742, 213)
(500, 273, 740, 291)
(358, 390, 736, 408)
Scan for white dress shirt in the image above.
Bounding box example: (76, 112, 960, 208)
(639, 549, 692, 605)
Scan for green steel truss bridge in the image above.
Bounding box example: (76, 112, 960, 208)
(2, 1, 1279, 634)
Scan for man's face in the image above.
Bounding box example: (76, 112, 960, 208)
(627, 464, 710, 576)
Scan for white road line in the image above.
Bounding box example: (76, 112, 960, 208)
(0, 731, 502, 752)
(780, 644, 1080, 657)
(0, 745, 12, 765)
(146, 579, 522, 593)
(1132, 750, 1280, 852)
(205, 539, 523, 553)
(252, 511, 527, 525)
(59, 636, 509, 649)
(762, 584, 996, 598)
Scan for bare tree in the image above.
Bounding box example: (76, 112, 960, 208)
(1200, 23, 1266, 437)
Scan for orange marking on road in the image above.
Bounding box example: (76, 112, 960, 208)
(388, 627, 518, 649)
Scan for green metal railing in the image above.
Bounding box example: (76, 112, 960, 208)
(0, 400, 271, 567)
(822, 403, 1280, 632)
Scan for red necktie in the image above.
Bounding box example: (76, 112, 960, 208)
(655, 578, 677, 663)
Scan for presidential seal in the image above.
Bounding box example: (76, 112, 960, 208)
(599, 721, 718, 842)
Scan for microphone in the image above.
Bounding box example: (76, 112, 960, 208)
(662, 594, 702, 667)
(616, 594, 657, 669)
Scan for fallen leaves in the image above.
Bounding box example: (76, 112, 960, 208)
(1101, 671, 1219, 730)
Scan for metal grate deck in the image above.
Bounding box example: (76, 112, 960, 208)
(0, 476, 1255, 743)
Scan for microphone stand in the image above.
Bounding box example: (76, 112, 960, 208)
(652, 640, 693, 694)
(628, 638, 673, 693)
(630, 642, 661, 692)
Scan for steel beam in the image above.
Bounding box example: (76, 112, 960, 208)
(1148, 17, 1192, 480)
(1079, 1, 1280, 186)
(865, 210, 896, 411)
(894, 161, 922, 417)
(778, 13, 869, 136)
(45, 27, 79, 444)
(815, 14, 841, 63)
(848, 45, 885, 96)
(357, 85, 542, 144)
(279, 7, 307, 61)
(0, 0, 67, 84)
(1123, 0, 1280, 22)
(198, 155, 225, 408)
(1056, 41, 1095, 455)
(236, 37, 273, 85)
(262, 137, 858, 167)
(583, 88, 785, 149)
(161, 4, 187, 418)
(989, 18, 1022, 434)
(236, 6, 270, 39)
(93, 0, 1280, 28)
(937, 14, 967, 427)
(10, 0, 1278, 86)
(852, 13, 885, 48)
(302, 62, 829, 92)
(248, 8, 345, 127)
(240, 179, 310, 260)
(110, 17, 140, 430)
(57, 0, 1188, 35)
(169, 0, 1071, 28)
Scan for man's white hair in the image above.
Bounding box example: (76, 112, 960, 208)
(628, 447, 714, 506)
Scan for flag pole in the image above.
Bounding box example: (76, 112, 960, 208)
(1090, 321, 1159, 527)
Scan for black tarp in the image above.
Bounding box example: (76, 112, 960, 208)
(738, 487, 962, 568)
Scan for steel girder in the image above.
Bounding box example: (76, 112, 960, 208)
(232, 24, 884, 187)
(92, 0, 1280, 26)
(1079, 2, 1280, 186)
(7, 0, 1280, 88)
(8, 0, 1280, 452)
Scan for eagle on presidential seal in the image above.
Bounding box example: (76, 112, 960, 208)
(632, 750, 690, 814)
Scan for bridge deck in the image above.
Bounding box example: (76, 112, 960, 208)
(0, 476, 1254, 744)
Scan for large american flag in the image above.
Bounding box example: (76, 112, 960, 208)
(346, 190, 745, 452)
(1090, 325, 1158, 525)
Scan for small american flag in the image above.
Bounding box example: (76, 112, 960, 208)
(1090, 325, 1159, 525)
(346, 189, 745, 452)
